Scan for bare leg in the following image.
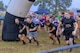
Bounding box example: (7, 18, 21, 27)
(33, 38, 39, 46)
(49, 34, 56, 44)
(18, 34, 26, 45)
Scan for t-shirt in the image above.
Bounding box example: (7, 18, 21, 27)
(18, 21, 27, 33)
(61, 17, 76, 31)
(18, 21, 25, 29)
(57, 15, 61, 21)
(40, 18, 44, 23)
(26, 22, 37, 32)
(47, 23, 56, 32)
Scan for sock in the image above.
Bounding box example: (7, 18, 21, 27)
(33, 38, 39, 46)
(22, 40, 26, 45)
(29, 40, 32, 43)
(19, 34, 26, 41)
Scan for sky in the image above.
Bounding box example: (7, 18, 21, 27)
(0, 0, 80, 11)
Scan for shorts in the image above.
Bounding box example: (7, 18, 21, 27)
(27, 31, 38, 38)
(19, 29, 27, 36)
(50, 30, 56, 37)
(63, 29, 74, 40)
(40, 23, 44, 27)
(65, 35, 74, 41)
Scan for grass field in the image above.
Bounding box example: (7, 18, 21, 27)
(0, 23, 80, 53)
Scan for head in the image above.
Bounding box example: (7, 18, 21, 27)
(64, 12, 70, 19)
(61, 12, 65, 16)
(46, 21, 51, 26)
(26, 15, 32, 23)
(55, 17, 58, 21)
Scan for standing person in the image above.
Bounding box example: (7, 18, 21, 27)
(42, 13, 47, 30)
(59, 12, 78, 46)
(25, 16, 39, 46)
(15, 18, 27, 45)
(45, 20, 57, 45)
(42, 13, 46, 22)
(46, 15, 50, 21)
(39, 16, 45, 30)
(58, 12, 61, 21)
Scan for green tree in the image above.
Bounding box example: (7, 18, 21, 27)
(34, 0, 72, 13)
(0, 1, 4, 10)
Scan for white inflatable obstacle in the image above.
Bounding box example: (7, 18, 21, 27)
(2, 0, 35, 41)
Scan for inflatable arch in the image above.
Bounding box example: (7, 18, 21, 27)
(2, 0, 35, 41)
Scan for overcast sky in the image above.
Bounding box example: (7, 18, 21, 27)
(0, 0, 80, 11)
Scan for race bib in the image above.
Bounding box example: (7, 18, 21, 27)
(65, 24, 71, 28)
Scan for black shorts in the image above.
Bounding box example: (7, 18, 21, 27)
(63, 30, 74, 40)
(19, 29, 27, 36)
(50, 30, 56, 37)
(65, 35, 74, 40)
(40, 23, 44, 27)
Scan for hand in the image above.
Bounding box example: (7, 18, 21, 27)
(15, 18, 19, 24)
(29, 29, 33, 31)
(72, 31, 76, 35)
(19, 30, 23, 33)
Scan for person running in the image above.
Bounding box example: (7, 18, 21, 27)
(53, 17, 61, 44)
(59, 12, 78, 46)
(15, 18, 27, 45)
(45, 20, 57, 45)
(25, 16, 39, 46)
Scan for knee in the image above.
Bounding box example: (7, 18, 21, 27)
(29, 37, 32, 40)
(69, 38, 73, 45)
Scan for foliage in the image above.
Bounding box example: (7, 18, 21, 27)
(34, 0, 72, 13)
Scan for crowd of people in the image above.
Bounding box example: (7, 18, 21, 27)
(14, 11, 80, 47)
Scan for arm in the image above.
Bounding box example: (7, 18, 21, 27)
(72, 22, 78, 35)
(48, 27, 56, 33)
(19, 25, 26, 33)
(29, 26, 37, 31)
(60, 28, 64, 34)
(74, 22, 78, 32)
(56, 21, 64, 35)
(26, 26, 29, 34)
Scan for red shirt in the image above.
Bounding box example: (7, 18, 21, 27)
(42, 15, 46, 22)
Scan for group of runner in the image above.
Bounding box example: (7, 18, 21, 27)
(14, 11, 80, 47)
